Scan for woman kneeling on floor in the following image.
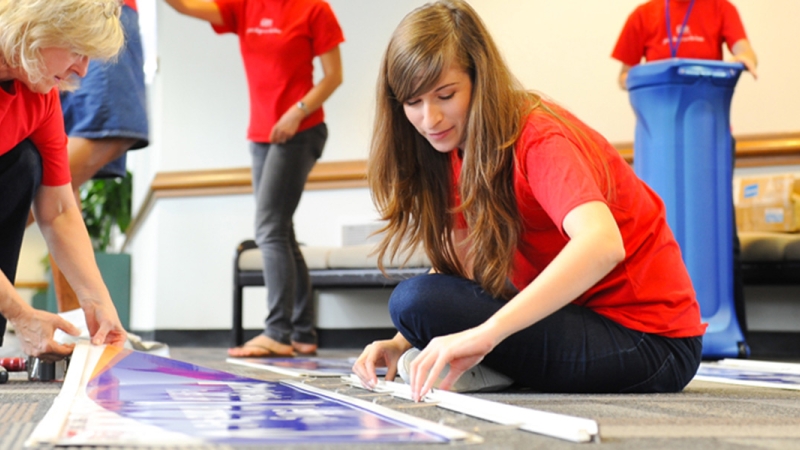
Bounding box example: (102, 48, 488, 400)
(353, 0, 705, 401)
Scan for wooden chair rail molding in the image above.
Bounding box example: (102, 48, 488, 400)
(14, 281, 48, 290)
(124, 132, 800, 246)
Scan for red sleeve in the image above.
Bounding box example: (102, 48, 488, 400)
(448, 151, 468, 230)
(720, 0, 748, 51)
(611, 5, 646, 66)
(523, 130, 606, 235)
(308, 2, 345, 57)
(212, 0, 243, 35)
(30, 90, 70, 186)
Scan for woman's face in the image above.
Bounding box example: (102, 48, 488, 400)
(22, 47, 89, 94)
(402, 66, 473, 153)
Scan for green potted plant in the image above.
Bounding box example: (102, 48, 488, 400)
(81, 170, 133, 252)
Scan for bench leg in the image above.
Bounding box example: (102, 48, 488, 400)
(232, 282, 244, 347)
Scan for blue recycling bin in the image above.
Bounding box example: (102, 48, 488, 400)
(627, 58, 748, 359)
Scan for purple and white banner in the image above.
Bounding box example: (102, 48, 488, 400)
(695, 359, 800, 390)
(26, 343, 473, 446)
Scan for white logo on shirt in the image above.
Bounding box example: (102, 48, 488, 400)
(247, 17, 281, 35)
(662, 24, 705, 45)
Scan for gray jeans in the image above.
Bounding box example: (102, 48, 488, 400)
(250, 123, 327, 345)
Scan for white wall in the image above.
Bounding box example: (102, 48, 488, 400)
(470, 1, 800, 141)
(126, 0, 800, 332)
(140, 0, 800, 182)
(18, 1, 800, 332)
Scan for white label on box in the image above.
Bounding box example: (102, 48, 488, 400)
(764, 208, 785, 224)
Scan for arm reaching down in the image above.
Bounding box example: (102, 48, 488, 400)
(269, 46, 343, 144)
(33, 184, 126, 348)
(730, 39, 758, 79)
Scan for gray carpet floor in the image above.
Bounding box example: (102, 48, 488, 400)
(2, 331, 800, 449)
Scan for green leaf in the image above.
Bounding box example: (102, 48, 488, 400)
(79, 170, 133, 252)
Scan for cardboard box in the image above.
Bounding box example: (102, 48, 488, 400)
(734, 174, 800, 232)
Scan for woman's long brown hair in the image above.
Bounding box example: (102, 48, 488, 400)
(369, 0, 611, 299)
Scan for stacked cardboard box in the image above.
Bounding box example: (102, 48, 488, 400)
(734, 174, 800, 232)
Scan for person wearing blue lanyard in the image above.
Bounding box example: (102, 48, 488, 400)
(611, 0, 758, 338)
(612, 0, 757, 91)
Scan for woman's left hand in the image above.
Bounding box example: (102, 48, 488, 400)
(408, 326, 497, 401)
(731, 53, 758, 79)
(81, 298, 127, 347)
(269, 106, 304, 144)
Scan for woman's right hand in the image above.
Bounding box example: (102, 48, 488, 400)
(352, 335, 411, 390)
(10, 306, 81, 362)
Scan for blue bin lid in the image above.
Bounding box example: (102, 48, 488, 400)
(626, 58, 744, 91)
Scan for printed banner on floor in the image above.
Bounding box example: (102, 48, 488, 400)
(26, 343, 473, 447)
(695, 359, 800, 390)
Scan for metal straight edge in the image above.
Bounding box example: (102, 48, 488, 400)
(224, 357, 356, 378)
(225, 358, 311, 377)
(282, 379, 481, 444)
(341, 374, 600, 444)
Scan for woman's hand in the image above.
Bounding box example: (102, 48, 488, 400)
(731, 53, 758, 79)
(408, 326, 497, 401)
(10, 307, 80, 362)
(352, 334, 411, 389)
(731, 39, 758, 80)
(80, 297, 127, 347)
(269, 106, 304, 145)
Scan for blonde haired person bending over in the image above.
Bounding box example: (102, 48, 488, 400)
(0, 0, 128, 361)
(353, 0, 706, 401)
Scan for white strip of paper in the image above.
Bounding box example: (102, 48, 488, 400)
(342, 374, 600, 443)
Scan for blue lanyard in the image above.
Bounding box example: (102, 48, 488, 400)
(665, 0, 696, 58)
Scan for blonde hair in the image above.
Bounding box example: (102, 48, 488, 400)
(370, 0, 612, 298)
(0, 0, 124, 89)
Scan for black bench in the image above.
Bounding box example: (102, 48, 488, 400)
(231, 240, 430, 346)
(740, 231, 800, 285)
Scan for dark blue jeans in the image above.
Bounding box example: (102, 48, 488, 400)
(390, 274, 703, 393)
(0, 140, 43, 346)
(250, 123, 327, 346)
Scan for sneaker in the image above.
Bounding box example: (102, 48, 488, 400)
(397, 348, 513, 393)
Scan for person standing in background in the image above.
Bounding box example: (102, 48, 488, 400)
(163, 0, 344, 358)
(612, 0, 757, 90)
(48, 0, 150, 313)
(611, 0, 757, 337)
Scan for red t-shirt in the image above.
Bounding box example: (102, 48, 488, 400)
(612, 0, 747, 65)
(124, 0, 136, 11)
(450, 107, 707, 338)
(0, 82, 70, 186)
(212, 0, 344, 142)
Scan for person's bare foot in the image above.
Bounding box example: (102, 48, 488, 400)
(228, 335, 294, 358)
(292, 341, 318, 356)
